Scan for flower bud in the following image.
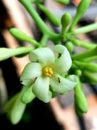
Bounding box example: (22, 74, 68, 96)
(74, 78, 88, 116)
(70, 0, 91, 30)
(61, 13, 72, 33)
(4, 93, 26, 124)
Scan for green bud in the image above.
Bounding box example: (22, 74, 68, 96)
(21, 86, 35, 104)
(38, 4, 60, 26)
(70, 0, 91, 30)
(0, 47, 33, 61)
(75, 69, 82, 77)
(4, 93, 26, 124)
(61, 13, 72, 36)
(74, 78, 88, 116)
(4, 93, 19, 113)
(75, 102, 84, 116)
(9, 28, 39, 46)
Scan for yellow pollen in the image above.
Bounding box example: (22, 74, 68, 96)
(43, 66, 53, 77)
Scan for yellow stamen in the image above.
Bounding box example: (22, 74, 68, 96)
(43, 66, 53, 77)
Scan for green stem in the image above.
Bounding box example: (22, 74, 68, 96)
(69, 37, 96, 49)
(72, 23, 97, 35)
(69, 0, 91, 30)
(72, 46, 97, 60)
(74, 60, 97, 72)
(65, 42, 74, 54)
(19, 0, 50, 34)
(82, 55, 97, 62)
(83, 70, 97, 84)
(19, 0, 58, 40)
(37, 4, 60, 26)
(39, 34, 48, 47)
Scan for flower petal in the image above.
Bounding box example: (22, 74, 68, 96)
(54, 45, 72, 73)
(50, 74, 78, 94)
(32, 77, 52, 103)
(20, 63, 42, 86)
(29, 47, 55, 66)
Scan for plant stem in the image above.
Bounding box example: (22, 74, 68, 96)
(39, 34, 48, 47)
(69, 0, 91, 30)
(82, 56, 97, 62)
(37, 4, 60, 26)
(83, 70, 97, 84)
(72, 46, 97, 60)
(74, 61, 97, 72)
(69, 37, 96, 49)
(19, 0, 49, 34)
(19, 0, 59, 41)
(72, 23, 97, 35)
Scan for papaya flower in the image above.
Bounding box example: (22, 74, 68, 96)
(20, 45, 78, 103)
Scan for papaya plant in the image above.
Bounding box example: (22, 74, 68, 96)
(0, 0, 97, 124)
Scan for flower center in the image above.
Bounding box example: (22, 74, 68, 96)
(43, 66, 53, 77)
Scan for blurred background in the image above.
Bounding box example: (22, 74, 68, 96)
(0, 0, 97, 129)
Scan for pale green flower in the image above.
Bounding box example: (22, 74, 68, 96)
(20, 45, 78, 103)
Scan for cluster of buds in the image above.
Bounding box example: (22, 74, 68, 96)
(0, 0, 97, 125)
